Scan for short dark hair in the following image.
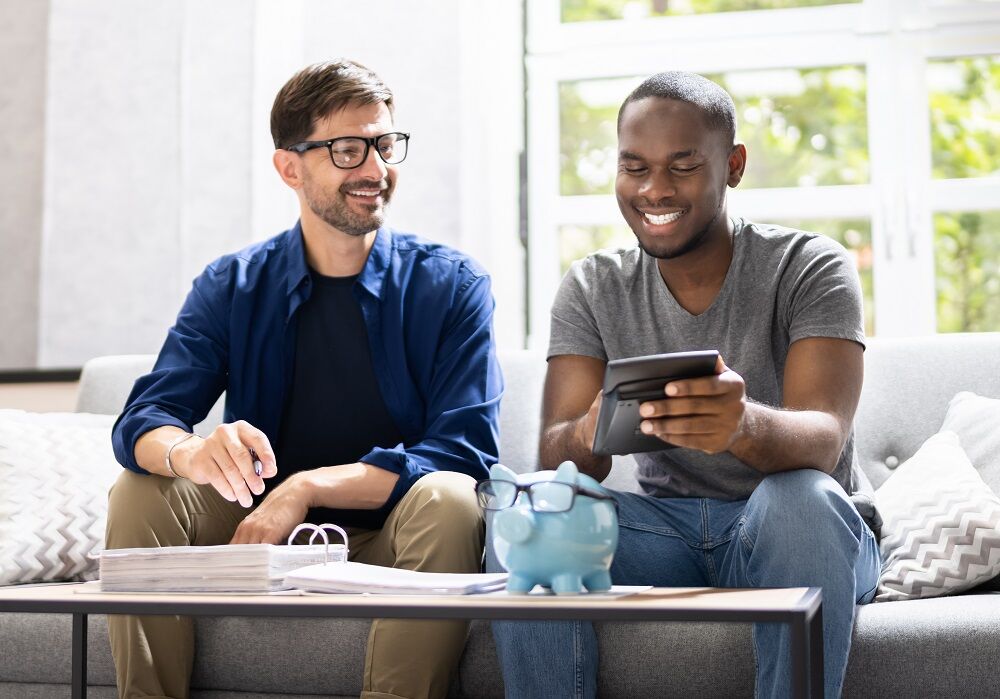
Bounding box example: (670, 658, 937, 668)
(617, 71, 736, 145)
(270, 59, 394, 149)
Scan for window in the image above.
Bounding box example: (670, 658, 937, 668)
(526, 0, 1000, 347)
(561, 0, 860, 23)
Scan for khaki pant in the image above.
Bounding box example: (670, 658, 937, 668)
(105, 469, 485, 699)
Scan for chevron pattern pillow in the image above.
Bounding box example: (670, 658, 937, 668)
(0, 410, 120, 585)
(874, 430, 1000, 602)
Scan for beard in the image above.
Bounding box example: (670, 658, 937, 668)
(302, 173, 393, 237)
(636, 220, 712, 260)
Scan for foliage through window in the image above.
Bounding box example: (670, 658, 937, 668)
(561, 0, 860, 22)
(928, 55, 1000, 180)
(935, 211, 1000, 333)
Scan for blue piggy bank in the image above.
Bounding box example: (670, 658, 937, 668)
(490, 461, 618, 595)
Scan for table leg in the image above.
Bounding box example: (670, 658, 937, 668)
(790, 615, 808, 699)
(72, 612, 87, 699)
(809, 604, 824, 698)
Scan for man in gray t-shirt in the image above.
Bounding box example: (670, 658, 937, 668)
(551, 218, 867, 503)
(489, 72, 882, 699)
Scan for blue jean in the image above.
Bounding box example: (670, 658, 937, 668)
(487, 469, 881, 699)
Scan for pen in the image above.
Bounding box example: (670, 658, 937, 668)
(249, 448, 263, 477)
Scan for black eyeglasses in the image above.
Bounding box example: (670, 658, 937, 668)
(285, 132, 410, 169)
(475, 478, 618, 514)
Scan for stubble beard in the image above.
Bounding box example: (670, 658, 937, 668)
(633, 195, 726, 261)
(303, 175, 392, 237)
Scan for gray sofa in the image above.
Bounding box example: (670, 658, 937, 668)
(2, 333, 1000, 698)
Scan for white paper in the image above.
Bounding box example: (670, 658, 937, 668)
(285, 562, 509, 595)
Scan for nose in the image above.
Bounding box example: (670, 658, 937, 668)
(356, 141, 388, 180)
(638, 168, 677, 203)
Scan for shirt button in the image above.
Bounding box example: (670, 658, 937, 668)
(885, 455, 899, 469)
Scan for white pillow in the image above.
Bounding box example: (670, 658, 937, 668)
(0, 409, 120, 585)
(874, 431, 1000, 602)
(940, 391, 1000, 494)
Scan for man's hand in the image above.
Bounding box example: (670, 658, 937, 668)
(637, 356, 747, 454)
(229, 474, 309, 545)
(171, 420, 278, 508)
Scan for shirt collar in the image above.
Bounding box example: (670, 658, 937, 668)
(356, 227, 391, 300)
(284, 220, 310, 296)
(284, 221, 391, 299)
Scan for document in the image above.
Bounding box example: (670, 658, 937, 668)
(284, 561, 509, 595)
(99, 543, 346, 593)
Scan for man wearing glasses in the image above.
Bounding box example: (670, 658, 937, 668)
(488, 71, 881, 698)
(106, 60, 502, 699)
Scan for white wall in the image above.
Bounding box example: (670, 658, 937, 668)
(0, 0, 49, 368)
(6, 0, 524, 369)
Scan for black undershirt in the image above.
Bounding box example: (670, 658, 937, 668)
(272, 271, 405, 530)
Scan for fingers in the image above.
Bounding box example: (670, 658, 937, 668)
(235, 421, 278, 479)
(637, 358, 746, 454)
(205, 421, 276, 508)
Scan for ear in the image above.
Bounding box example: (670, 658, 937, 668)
(490, 463, 517, 481)
(273, 149, 304, 190)
(555, 460, 579, 483)
(727, 143, 747, 188)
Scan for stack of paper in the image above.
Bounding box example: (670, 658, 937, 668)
(285, 562, 509, 595)
(99, 543, 346, 593)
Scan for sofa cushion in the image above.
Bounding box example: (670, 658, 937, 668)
(940, 391, 1000, 494)
(874, 431, 1000, 601)
(0, 410, 119, 584)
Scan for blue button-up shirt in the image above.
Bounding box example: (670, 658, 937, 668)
(112, 222, 503, 520)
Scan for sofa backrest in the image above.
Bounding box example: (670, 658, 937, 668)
(77, 332, 1000, 490)
(855, 332, 1000, 488)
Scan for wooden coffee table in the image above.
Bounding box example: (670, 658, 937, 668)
(0, 584, 823, 698)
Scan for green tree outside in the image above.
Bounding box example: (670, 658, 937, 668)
(561, 0, 858, 23)
(929, 55, 1000, 332)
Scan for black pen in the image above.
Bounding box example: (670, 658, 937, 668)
(249, 448, 263, 477)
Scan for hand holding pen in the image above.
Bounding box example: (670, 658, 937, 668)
(165, 420, 277, 508)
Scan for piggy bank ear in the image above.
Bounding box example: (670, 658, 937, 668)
(555, 460, 579, 483)
(490, 463, 518, 481)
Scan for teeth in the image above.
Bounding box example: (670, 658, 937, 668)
(349, 190, 379, 197)
(644, 210, 684, 225)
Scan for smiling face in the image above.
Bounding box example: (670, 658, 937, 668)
(615, 97, 745, 260)
(297, 101, 397, 237)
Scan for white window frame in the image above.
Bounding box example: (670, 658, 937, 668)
(525, 0, 1000, 349)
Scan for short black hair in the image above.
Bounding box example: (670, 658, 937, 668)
(617, 71, 736, 145)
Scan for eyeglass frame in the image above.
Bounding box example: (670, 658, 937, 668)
(284, 132, 411, 169)
(474, 478, 619, 514)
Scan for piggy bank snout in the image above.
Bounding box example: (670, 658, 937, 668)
(493, 507, 535, 544)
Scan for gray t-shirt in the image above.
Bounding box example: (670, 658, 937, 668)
(549, 218, 866, 501)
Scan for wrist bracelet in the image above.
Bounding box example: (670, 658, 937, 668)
(165, 432, 197, 478)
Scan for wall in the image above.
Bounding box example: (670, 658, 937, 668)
(0, 0, 524, 369)
(0, 0, 49, 368)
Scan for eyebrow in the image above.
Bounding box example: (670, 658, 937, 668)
(618, 149, 699, 160)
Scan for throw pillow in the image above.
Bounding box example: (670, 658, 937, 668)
(0, 409, 120, 585)
(940, 391, 1000, 494)
(874, 431, 1000, 602)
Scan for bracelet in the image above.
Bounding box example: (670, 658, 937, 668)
(165, 432, 197, 478)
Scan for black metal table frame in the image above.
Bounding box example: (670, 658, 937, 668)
(0, 586, 823, 699)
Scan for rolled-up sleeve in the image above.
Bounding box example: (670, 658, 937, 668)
(360, 271, 502, 511)
(111, 267, 230, 473)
